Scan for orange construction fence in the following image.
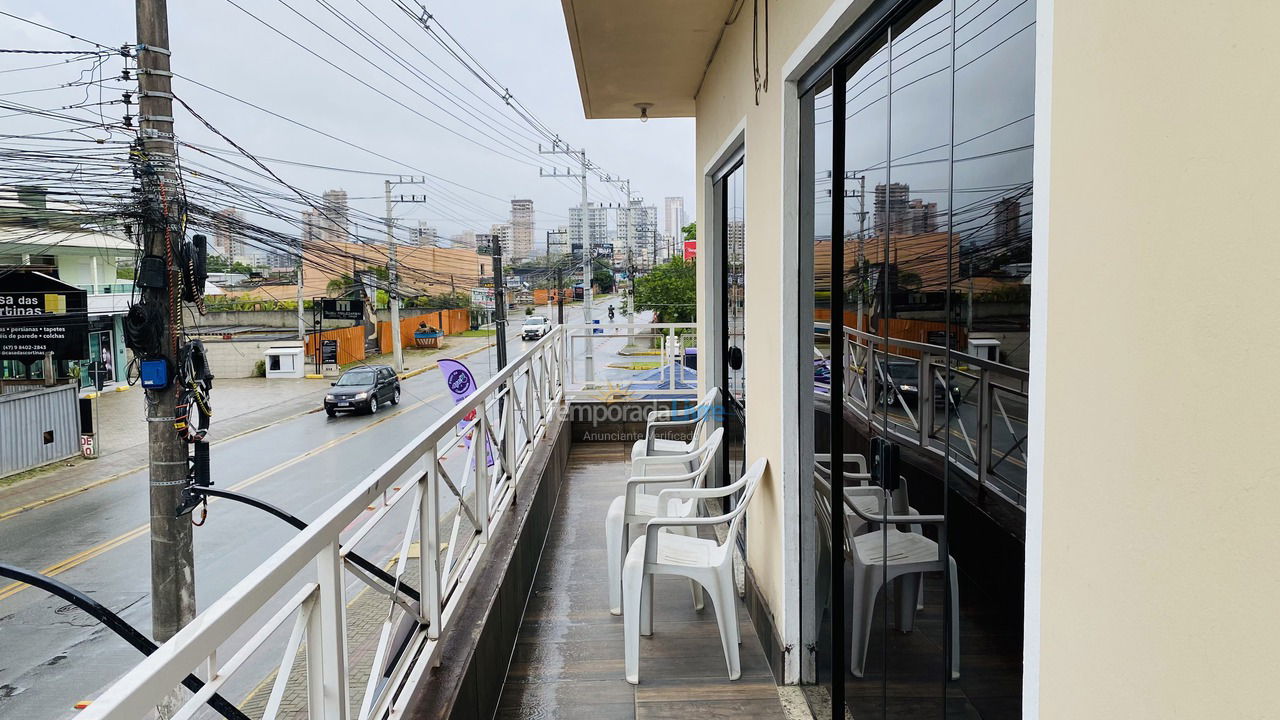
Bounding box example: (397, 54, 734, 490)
(304, 325, 367, 366)
(378, 308, 471, 355)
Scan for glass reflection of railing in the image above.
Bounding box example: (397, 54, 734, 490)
(813, 322, 1029, 510)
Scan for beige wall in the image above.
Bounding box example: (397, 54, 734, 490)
(1030, 0, 1280, 716)
(694, 0, 834, 669)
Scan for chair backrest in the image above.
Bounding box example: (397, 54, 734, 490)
(689, 386, 721, 442)
(689, 427, 724, 488)
(722, 457, 768, 546)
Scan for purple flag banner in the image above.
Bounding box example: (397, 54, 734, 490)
(437, 358, 492, 466)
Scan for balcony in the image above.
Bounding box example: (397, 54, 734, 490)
(69, 320, 1024, 720)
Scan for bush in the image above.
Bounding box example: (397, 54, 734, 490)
(525, 306, 534, 315)
(253, 359, 266, 377)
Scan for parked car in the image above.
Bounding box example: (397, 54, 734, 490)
(521, 315, 551, 340)
(880, 360, 963, 410)
(324, 365, 400, 416)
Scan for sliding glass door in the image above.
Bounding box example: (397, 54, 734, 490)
(801, 1, 1034, 717)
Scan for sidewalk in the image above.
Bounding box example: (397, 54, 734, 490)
(0, 331, 502, 520)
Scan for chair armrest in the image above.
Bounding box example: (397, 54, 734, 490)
(841, 487, 944, 525)
(632, 448, 701, 474)
(815, 453, 868, 474)
(641, 513, 734, 564)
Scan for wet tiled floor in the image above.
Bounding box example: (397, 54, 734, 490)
(497, 443, 786, 719)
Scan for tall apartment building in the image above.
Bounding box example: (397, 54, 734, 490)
(412, 222, 438, 246)
(310, 189, 350, 244)
(568, 203, 609, 249)
(211, 208, 244, 262)
(490, 223, 513, 259)
(663, 196, 685, 239)
(509, 199, 535, 260)
(621, 199, 658, 269)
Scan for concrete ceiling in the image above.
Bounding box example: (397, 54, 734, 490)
(560, 0, 737, 119)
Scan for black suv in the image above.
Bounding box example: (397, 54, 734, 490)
(325, 365, 400, 416)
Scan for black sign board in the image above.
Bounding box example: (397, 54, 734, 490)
(0, 271, 88, 361)
(321, 298, 364, 321)
(321, 339, 338, 364)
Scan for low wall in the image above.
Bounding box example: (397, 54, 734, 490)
(202, 339, 290, 378)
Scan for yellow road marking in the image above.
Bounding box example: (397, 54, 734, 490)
(0, 390, 446, 604)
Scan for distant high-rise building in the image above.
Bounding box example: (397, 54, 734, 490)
(663, 196, 685, 239)
(212, 208, 244, 262)
(490, 223, 512, 258)
(412, 222, 438, 246)
(451, 230, 477, 249)
(873, 182, 910, 235)
(314, 190, 350, 244)
(906, 199, 939, 234)
(568, 203, 610, 249)
(510, 199, 535, 260)
(994, 196, 1023, 245)
(622, 199, 658, 269)
(474, 233, 497, 256)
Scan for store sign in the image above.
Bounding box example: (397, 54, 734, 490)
(0, 272, 88, 361)
(321, 298, 364, 321)
(683, 239, 697, 260)
(321, 338, 338, 364)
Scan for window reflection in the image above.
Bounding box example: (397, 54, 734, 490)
(803, 0, 1034, 717)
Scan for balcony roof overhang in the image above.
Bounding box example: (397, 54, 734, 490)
(559, 0, 737, 119)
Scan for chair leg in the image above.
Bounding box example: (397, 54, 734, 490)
(709, 572, 741, 680)
(623, 564, 644, 685)
(816, 544, 831, 615)
(895, 573, 921, 633)
(681, 527, 705, 611)
(851, 567, 882, 678)
(641, 572, 654, 637)
(948, 556, 960, 680)
(605, 511, 625, 615)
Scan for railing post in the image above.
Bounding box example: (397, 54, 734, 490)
(865, 337, 877, 423)
(419, 458, 441, 640)
(503, 378, 518, 488)
(919, 352, 934, 448)
(308, 542, 349, 720)
(978, 368, 993, 501)
(475, 407, 491, 541)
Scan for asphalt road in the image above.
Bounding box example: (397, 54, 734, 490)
(0, 301, 653, 719)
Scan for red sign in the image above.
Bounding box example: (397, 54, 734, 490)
(683, 239, 696, 261)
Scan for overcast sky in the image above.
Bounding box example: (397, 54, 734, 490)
(1, 0, 695, 248)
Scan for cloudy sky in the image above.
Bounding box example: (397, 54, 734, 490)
(1, 0, 694, 248)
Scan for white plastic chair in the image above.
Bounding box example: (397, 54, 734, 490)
(606, 427, 724, 615)
(622, 457, 768, 685)
(840, 483, 960, 679)
(630, 387, 721, 466)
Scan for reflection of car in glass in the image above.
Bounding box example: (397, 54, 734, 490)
(881, 360, 962, 410)
(324, 365, 400, 416)
(521, 316, 551, 340)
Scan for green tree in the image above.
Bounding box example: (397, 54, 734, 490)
(681, 221, 696, 243)
(634, 257, 696, 323)
(593, 268, 615, 293)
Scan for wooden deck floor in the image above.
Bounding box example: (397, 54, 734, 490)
(497, 443, 786, 719)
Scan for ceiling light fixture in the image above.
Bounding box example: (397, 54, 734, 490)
(635, 103, 653, 123)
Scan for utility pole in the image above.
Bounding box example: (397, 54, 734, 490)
(136, 0, 195, 710)
(491, 242, 508, 370)
(540, 141, 593, 380)
(556, 266, 564, 325)
(604, 176, 633, 341)
(384, 176, 425, 372)
(295, 260, 305, 340)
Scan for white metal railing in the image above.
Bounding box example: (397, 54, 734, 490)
(815, 323, 1030, 509)
(558, 321, 698, 400)
(81, 322, 698, 720)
